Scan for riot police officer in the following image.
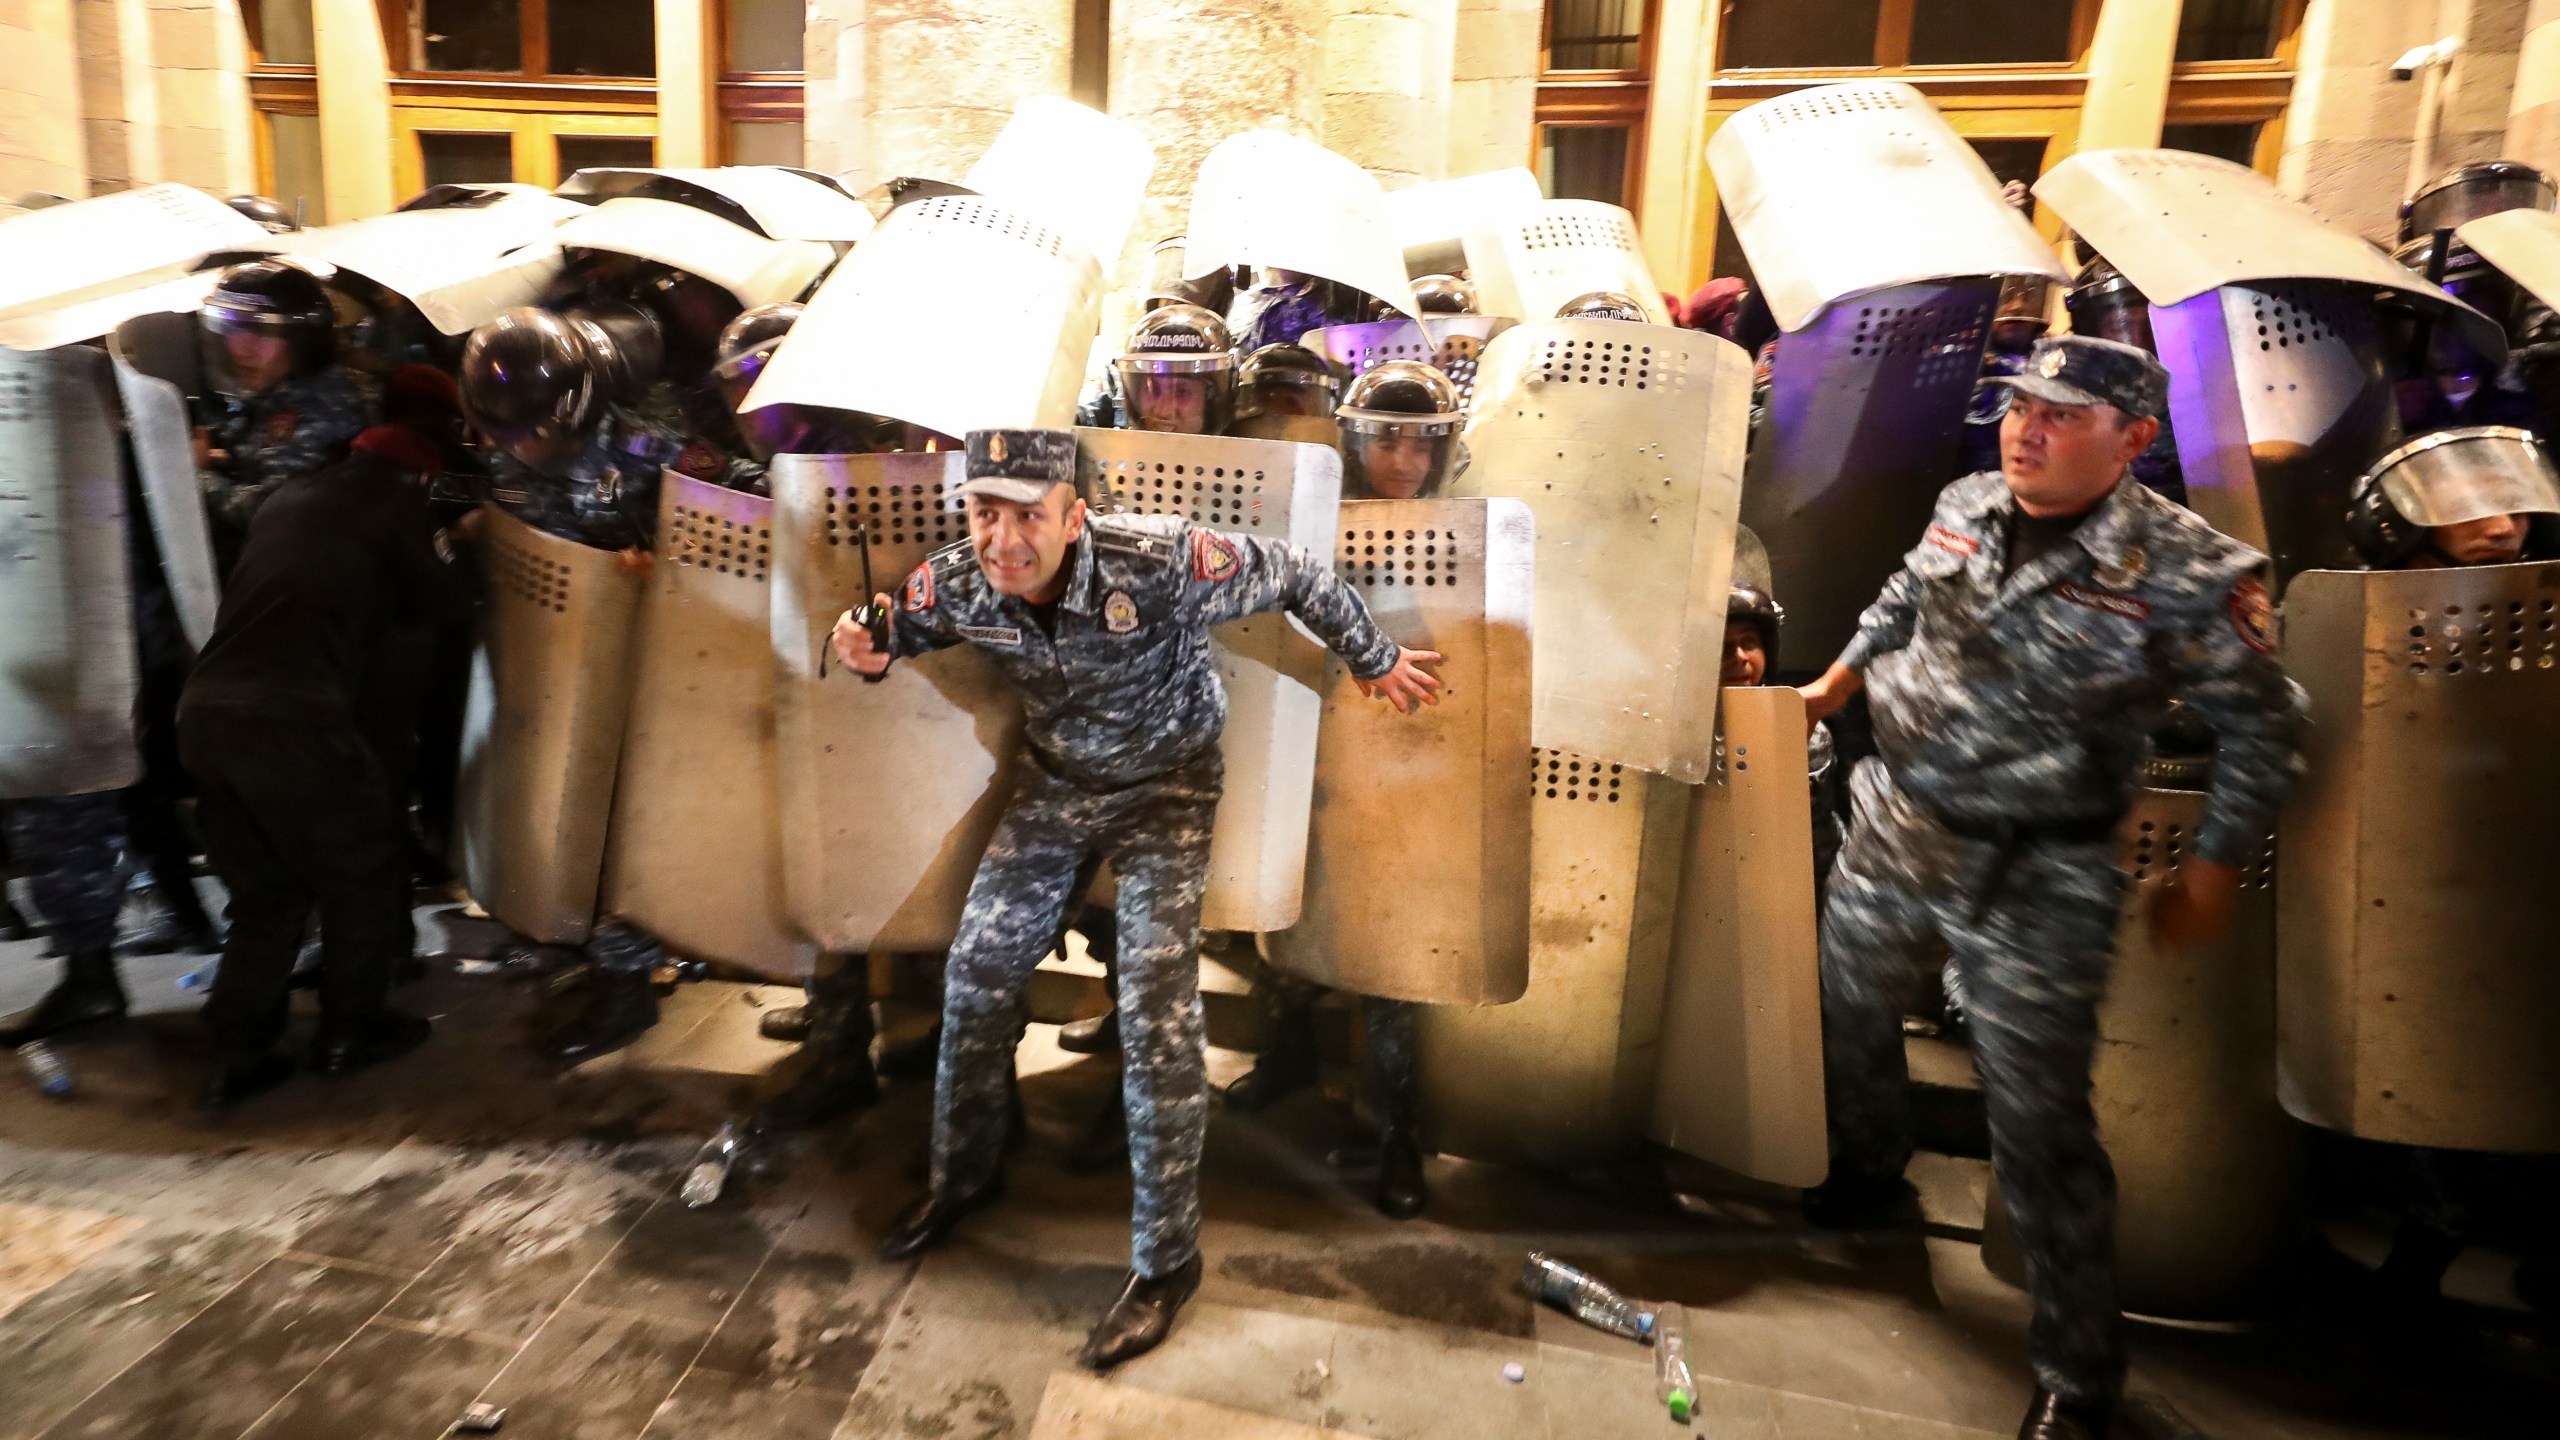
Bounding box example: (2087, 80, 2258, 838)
(1114, 303, 1236, 436)
(833, 428, 1442, 1369)
(1794, 335, 2307, 1440)
(1725, 583, 1843, 892)
(461, 306, 685, 558)
(1226, 343, 1344, 446)
(196, 259, 371, 567)
(1336, 361, 1463, 500)
(2346, 427, 2560, 569)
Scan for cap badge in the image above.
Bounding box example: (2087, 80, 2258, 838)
(987, 433, 1008, 463)
(2037, 348, 2069, 379)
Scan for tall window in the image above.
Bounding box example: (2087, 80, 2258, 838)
(244, 0, 323, 221)
(722, 0, 808, 164)
(409, 0, 659, 78)
(1536, 0, 1653, 209)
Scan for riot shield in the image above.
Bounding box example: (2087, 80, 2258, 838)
(1740, 278, 2002, 671)
(1182, 131, 1421, 319)
(744, 193, 1105, 442)
(0, 271, 227, 355)
(0, 344, 140, 799)
(1302, 316, 1515, 408)
(1706, 81, 2063, 334)
(549, 197, 835, 310)
(1263, 497, 1535, 1004)
(1077, 428, 1344, 931)
(1460, 200, 1667, 325)
(108, 309, 218, 648)
(1454, 318, 1749, 781)
(1648, 689, 1826, 1188)
(282, 191, 584, 334)
(2457, 205, 2560, 313)
(768, 452, 1027, 953)
(1415, 752, 1691, 1167)
(0, 183, 272, 327)
(598, 475, 815, 979)
(555, 166, 876, 243)
(962, 97, 1156, 276)
(1383, 167, 1543, 278)
(454, 508, 649, 944)
(2276, 565, 2560, 1154)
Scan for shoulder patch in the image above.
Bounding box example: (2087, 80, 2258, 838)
(1925, 524, 1979, 557)
(2226, 576, 2276, 655)
(902, 563, 935, 614)
(1191, 528, 1242, 583)
(672, 441, 728, 482)
(263, 408, 301, 443)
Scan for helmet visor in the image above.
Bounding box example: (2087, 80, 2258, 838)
(200, 297, 321, 397)
(1116, 363, 1234, 435)
(2374, 427, 2560, 527)
(1236, 372, 1336, 422)
(1342, 426, 1458, 500)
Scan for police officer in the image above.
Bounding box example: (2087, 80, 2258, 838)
(1793, 336, 2306, 1440)
(461, 306, 685, 558)
(2062, 259, 2186, 504)
(1115, 304, 1236, 436)
(195, 260, 371, 568)
(1227, 344, 1343, 447)
(1337, 362, 1463, 500)
(1724, 584, 1843, 892)
(2345, 428, 2560, 569)
(834, 428, 1442, 1368)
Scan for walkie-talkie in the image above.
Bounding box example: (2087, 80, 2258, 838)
(821, 520, 894, 683)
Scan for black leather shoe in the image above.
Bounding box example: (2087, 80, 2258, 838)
(533, 966, 661, 1067)
(2016, 1389, 2111, 1440)
(200, 1052, 297, 1112)
(1375, 1134, 1427, 1220)
(1056, 1009, 1121, 1056)
(1078, 1255, 1204, 1371)
(1220, 1040, 1318, 1112)
(1801, 1172, 1921, 1231)
(757, 1005, 810, 1043)
(0, 950, 127, 1046)
(873, 1175, 1006, 1262)
(311, 1010, 433, 1076)
(1062, 1091, 1130, 1176)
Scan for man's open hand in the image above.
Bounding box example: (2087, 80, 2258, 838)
(830, 597, 893, 677)
(1358, 647, 1444, 715)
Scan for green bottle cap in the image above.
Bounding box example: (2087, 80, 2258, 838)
(1668, 1393, 1692, 1423)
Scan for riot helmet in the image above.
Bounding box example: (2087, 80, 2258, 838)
(1412, 274, 1478, 315)
(1556, 291, 1649, 322)
(2345, 426, 2560, 568)
(712, 302, 801, 412)
(198, 259, 336, 398)
(2399, 160, 2558, 243)
(633, 264, 744, 385)
(1992, 275, 2054, 354)
(2393, 231, 2523, 336)
(2065, 257, 2155, 353)
(1234, 343, 1340, 422)
(1724, 584, 1785, 684)
(1337, 360, 1462, 499)
(562, 299, 664, 405)
(1114, 302, 1236, 435)
(224, 194, 299, 233)
(459, 307, 602, 477)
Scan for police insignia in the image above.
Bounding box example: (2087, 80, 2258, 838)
(1104, 589, 1140, 634)
(1191, 528, 1241, 583)
(2227, 577, 2276, 655)
(1925, 524, 1979, 557)
(673, 441, 726, 480)
(903, 564, 935, 614)
(264, 408, 300, 441)
(987, 433, 1008, 463)
(956, 623, 1022, 646)
(2037, 348, 2069, 379)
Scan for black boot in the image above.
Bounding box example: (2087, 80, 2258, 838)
(1801, 1171, 1921, 1231)
(757, 1006, 810, 1043)
(311, 1010, 434, 1076)
(1055, 1008, 1121, 1056)
(115, 882, 220, 956)
(1222, 986, 1319, 1113)
(2016, 1388, 2111, 1440)
(873, 1174, 1006, 1262)
(1063, 1085, 1130, 1175)
(755, 955, 880, 1130)
(1365, 998, 1424, 1219)
(532, 924, 665, 1066)
(1376, 1132, 1427, 1220)
(1078, 1255, 1203, 1370)
(0, 948, 127, 1045)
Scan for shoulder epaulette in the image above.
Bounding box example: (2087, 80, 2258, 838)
(1091, 513, 1182, 564)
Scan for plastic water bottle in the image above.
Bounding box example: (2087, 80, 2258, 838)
(681, 1121, 748, 1208)
(177, 957, 220, 992)
(1519, 1253, 1654, 1342)
(18, 1043, 73, 1100)
(1654, 1302, 1698, 1423)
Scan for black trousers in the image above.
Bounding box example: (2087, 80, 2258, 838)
(179, 709, 413, 1059)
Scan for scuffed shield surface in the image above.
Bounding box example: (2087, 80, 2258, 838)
(2277, 566, 2560, 1154)
(0, 183, 272, 329)
(1455, 318, 1749, 781)
(0, 345, 139, 798)
(1264, 497, 1535, 1005)
(108, 340, 220, 651)
(1384, 167, 1543, 277)
(2457, 206, 2560, 312)
(1462, 200, 1667, 325)
(1078, 429, 1344, 932)
(1303, 316, 1515, 409)
(455, 508, 648, 944)
(769, 453, 1027, 954)
(1182, 131, 1421, 318)
(599, 475, 814, 979)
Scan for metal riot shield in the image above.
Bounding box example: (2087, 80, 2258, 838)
(1461, 200, 1668, 325)
(1302, 316, 1516, 409)
(744, 193, 1104, 442)
(1648, 689, 1827, 1188)
(1415, 752, 1691, 1167)
(0, 344, 140, 798)
(1383, 168, 1543, 278)
(1262, 498, 1535, 1004)
(454, 508, 649, 944)
(1077, 428, 1344, 931)
(0, 183, 273, 327)
(281, 191, 585, 334)
(0, 271, 227, 355)
(598, 475, 816, 979)
(768, 452, 1027, 953)
(554, 166, 876, 243)
(2276, 565, 2560, 1154)
(1455, 319, 1749, 781)
(106, 338, 220, 650)
(1706, 81, 2064, 335)
(962, 97, 1156, 278)
(1985, 790, 2303, 1318)
(549, 197, 835, 310)
(2457, 205, 2560, 314)
(1740, 278, 2001, 672)
(1182, 131, 1422, 319)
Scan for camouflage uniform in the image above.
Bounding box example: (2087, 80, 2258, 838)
(895, 505, 1398, 1279)
(203, 367, 371, 560)
(3, 793, 126, 957)
(1820, 467, 2305, 1407)
(486, 405, 684, 552)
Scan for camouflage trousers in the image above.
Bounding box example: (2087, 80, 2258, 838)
(932, 752, 1222, 1279)
(1820, 759, 2129, 1407)
(4, 792, 127, 956)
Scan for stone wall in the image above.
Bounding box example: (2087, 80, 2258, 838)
(1319, 0, 1458, 188)
(2279, 0, 2531, 238)
(1, 0, 88, 200)
(2509, 0, 2560, 170)
(804, 0, 1076, 192)
(1447, 0, 1536, 180)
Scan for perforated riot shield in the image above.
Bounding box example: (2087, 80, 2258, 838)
(1461, 200, 1667, 324)
(1455, 319, 1749, 781)
(454, 508, 648, 944)
(282, 191, 584, 334)
(1078, 428, 1344, 931)
(1303, 316, 1516, 409)
(1263, 498, 1535, 1004)
(2276, 565, 2560, 1154)
(1383, 168, 1543, 278)
(745, 193, 1105, 442)
(0, 183, 272, 329)
(1415, 752, 1690, 1167)
(598, 475, 814, 978)
(107, 312, 220, 650)
(768, 452, 1026, 954)
(1649, 689, 1826, 1188)
(0, 344, 140, 798)
(962, 98, 1155, 276)
(1708, 81, 2063, 335)
(1183, 131, 1421, 318)
(550, 197, 835, 310)
(1742, 278, 2002, 668)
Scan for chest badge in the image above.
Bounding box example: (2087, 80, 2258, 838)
(1103, 589, 1141, 634)
(262, 407, 301, 443)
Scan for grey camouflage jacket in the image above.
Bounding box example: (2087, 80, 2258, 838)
(890, 513, 1400, 790)
(1838, 471, 2307, 867)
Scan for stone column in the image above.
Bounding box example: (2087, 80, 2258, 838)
(76, 0, 162, 192)
(1319, 0, 1458, 189)
(654, 0, 718, 167)
(804, 0, 868, 180)
(2508, 0, 2560, 170)
(2280, 0, 2531, 239)
(1446, 0, 1536, 179)
(1, 0, 87, 199)
(141, 1, 257, 194)
(1640, 0, 1719, 297)
(313, 0, 396, 219)
(2075, 0, 2184, 152)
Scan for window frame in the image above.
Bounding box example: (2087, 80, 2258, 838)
(1537, 0, 1657, 210)
(716, 0, 809, 160)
